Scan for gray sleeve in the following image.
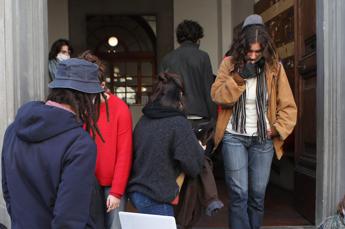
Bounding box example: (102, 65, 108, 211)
(159, 56, 167, 74)
(48, 59, 58, 81)
(203, 54, 217, 119)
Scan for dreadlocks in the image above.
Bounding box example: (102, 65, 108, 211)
(47, 88, 105, 142)
(79, 50, 110, 122)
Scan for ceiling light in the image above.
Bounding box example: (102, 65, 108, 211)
(108, 36, 118, 47)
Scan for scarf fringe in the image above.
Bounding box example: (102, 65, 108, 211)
(232, 66, 267, 143)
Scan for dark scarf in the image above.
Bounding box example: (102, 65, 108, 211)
(232, 59, 268, 143)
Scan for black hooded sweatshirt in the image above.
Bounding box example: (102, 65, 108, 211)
(127, 103, 204, 203)
(1, 101, 97, 229)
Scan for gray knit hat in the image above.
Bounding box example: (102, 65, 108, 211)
(242, 14, 264, 29)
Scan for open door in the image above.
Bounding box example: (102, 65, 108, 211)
(254, 0, 317, 224)
(294, 0, 316, 223)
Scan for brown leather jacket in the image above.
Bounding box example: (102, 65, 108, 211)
(211, 57, 297, 159)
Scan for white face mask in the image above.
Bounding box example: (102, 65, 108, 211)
(56, 53, 70, 61)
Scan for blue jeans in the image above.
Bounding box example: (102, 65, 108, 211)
(222, 133, 274, 229)
(129, 192, 174, 216)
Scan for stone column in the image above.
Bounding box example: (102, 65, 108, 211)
(219, 0, 232, 58)
(316, 0, 345, 225)
(0, 0, 48, 226)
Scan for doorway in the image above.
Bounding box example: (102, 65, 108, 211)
(86, 15, 157, 124)
(202, 0, 317, 227)
(46, 0, 322, 227)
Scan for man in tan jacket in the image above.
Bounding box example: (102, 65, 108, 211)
(211, 14, 297, 229)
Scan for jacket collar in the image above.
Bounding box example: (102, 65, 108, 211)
(142, 102, 186, 119)
(227, 56, 279, 77)
(180, 40, 200, 49)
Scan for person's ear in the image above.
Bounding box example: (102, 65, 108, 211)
(101, 81, 106, 89)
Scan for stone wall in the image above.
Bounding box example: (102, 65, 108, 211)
(0, 0, 48, 226)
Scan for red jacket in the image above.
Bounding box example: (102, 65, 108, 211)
(95, 94, 133, 198)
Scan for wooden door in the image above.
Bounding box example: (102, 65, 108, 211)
(294, 0, 316, 223)
(255, 0, 317, 223)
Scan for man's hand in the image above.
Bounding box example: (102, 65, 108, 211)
(106, 195, 121, 213)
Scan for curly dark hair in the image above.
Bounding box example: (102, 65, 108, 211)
(48, 39, 73, 60)
(226, 25, 279, 72)
(176, 20, 204, 44)
(79, 50, 110, 122)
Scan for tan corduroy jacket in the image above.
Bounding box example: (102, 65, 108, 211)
(211, 57, 297, 159)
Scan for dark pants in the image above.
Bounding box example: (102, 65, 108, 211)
(222, 133, 274, 229)
(101, 186, 127, 229)
(129, 192, 174, 216)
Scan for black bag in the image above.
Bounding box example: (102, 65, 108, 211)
(191, 119, 215, 157)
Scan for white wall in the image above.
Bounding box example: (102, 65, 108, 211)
(48, 0, 69, 46)
(220, 0, 233, 56)
(174, 0, 232, 72)
(173, 0, 256, 72)
(173, 0, 254, 72)
(231, 0, 254, 27)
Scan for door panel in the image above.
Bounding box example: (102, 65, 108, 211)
(254, 0, 317, 224)
(294, 0, 316, 223)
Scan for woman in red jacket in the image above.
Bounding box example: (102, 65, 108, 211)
(80, 51, 133, 229)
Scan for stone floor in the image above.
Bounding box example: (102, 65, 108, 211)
(191, 180, 312, 228)
(126, 180, 314, 229)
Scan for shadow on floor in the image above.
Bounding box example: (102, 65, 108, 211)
(193, 180, 312, 228)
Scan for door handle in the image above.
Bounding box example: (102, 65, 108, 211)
(297, 64, 306, 72)
(297, 63, 307, 74)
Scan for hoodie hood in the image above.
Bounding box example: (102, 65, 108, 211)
(15, 101, 82, 142)
(142, 102, 186, 119)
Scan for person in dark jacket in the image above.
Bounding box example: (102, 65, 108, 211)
(159, 20, 217, 121)
(48, 38, 73, 82)
(1, 58, 104, 229)
(127, 72, 204, 217)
